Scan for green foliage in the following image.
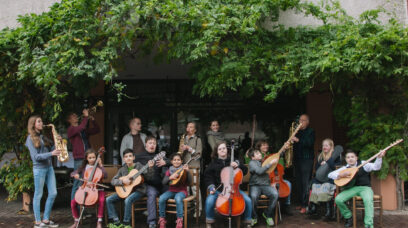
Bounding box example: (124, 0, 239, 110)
(0, 150, 33, 201)
(1, 0, 408, 203)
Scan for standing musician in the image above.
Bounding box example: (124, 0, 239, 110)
(69, 149, 107, 228)
(204, 141, 252, 228)
(67, 108, 100, 200)
(134, 136, 169, 228)
(291, 114, 315, 213)
(256, 140, 293, 216)
(328, 149, 386, 228)
(26, 115, 61, 228)
(206, 120, 225, 166)
(120, 117, 147, 164)
(179, 121, 202, 217)
(106, 149, 154, 227)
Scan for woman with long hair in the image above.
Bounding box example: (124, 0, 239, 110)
(26, 115, 61, 228)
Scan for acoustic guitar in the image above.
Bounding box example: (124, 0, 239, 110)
(334, 139, 403, 187)
(115, 151, 166, 198)
(262, 123, 302, 173)
(169, 154, 200, 186)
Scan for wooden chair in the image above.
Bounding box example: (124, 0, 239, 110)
(352, 195, 383, 228)
(102, 164, 121, 225)
(163, 167, 200, 228)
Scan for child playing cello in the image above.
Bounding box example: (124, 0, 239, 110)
(70, 149, 107, 228)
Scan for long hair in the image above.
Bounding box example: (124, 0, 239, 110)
(318, 138, 334, 162)
(27, 115, 42, 148)
(77, 148, 99, 174)
(255, 139, 268, 156)
(211, 141, 227, 159)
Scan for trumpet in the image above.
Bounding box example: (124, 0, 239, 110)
(88, 100, 104, 115)
(46, 124, 69, 163)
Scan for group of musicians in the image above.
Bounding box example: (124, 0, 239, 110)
(26, 110, 386, 228)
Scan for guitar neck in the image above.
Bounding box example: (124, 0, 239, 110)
(131, 164, 149, 180)
(357, 141, 401, 169)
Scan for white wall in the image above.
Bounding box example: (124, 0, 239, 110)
(265, 0, 407, 29)
(0, 0, 60, 29)
(1, 0, 406, 30)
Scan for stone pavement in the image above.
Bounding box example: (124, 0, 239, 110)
(0, 186, 407, 228)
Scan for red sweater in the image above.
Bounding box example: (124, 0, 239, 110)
(67, 117, 100, 159)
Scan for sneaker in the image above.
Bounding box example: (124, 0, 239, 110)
(158, 217, 167, 228)
(149, 224, 157, 228)
(262, 213, 274, 226)
(33, 223, 47, 228)
(42, 221, 59, 228)
(69, 221, 79, 228)
(300, 207, 307, 214)
(251, 218, 257, 226)
(175, 217, 183, 228)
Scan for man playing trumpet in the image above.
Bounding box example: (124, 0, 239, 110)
(66, 108, 100, 200)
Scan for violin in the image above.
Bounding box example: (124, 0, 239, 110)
(215, 140, 245, 217)
(74, 147, 105, 206)
(269, 163, 290, 198)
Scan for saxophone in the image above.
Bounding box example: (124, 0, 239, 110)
(177, 134, 185, 156)
(285, 121, 295, 168)
(46, 124, 69, 162)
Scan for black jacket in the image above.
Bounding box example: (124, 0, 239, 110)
(204, 157, 248, 191)
(134, 150, 170, 190)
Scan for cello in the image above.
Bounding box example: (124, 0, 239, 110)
(269, 163, 290, 198)
(216, 140, 245, 227)
(74, 147, 105, 228)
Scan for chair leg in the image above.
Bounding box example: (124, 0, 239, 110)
(184, 201, 188, 228)
(352, 197, 357, 228)
(131, 204, 135, 228)
(275, 202, 279, 225)
(236, 216, 241, 228)
(380, 197, 383, 228)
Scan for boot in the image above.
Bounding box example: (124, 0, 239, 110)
(344, 217, 353, 227)
(96, 221, 103, 228)
(206, 223, 212, 228)
(307, 202, 317, 215)
(158, 217, 167, 228)
(324, 201, 335, 220)
(176, 217, 183, 228)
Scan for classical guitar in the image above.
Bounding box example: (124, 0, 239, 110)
(334, 139, 403, 187)
(262, 123, 302, 173)
(169, 154, 200, 186)
(115, 151, 166, 198)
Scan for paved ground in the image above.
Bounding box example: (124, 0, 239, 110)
(0, 186, 406, 228)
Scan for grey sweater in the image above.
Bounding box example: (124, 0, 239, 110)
(26, 135, 54, 169)
(249, 160, 272, 186)
(111, 162, 154, 194)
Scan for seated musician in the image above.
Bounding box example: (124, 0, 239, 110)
(248, 148, 279, 226)
(308, 139, 341, 219)
(204, 141, 252, 228)
(70, 149, 107, 228)
(106, 149, 154, 227)
(256, 140, 293, 216)
(328, 149, 386, 228)
(158, 153, 192, 228)
(134, 136, 170, 228)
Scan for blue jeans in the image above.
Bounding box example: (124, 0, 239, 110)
(146, 185, 160, 225)
(159, 191, 186, 218)
(250, 185, 278, 218)
(33, 166, 57, 222)
(205, 190, 252, 223)
(283, 180, 292, 205)
(106, 191, 143, 223)
(71, 159, 83, 200)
